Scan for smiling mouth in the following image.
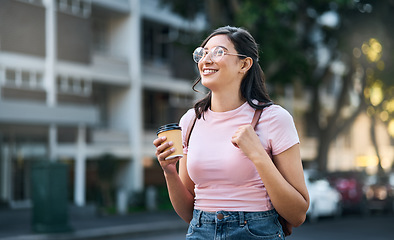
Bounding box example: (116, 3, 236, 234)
(203, 69, 218, 74)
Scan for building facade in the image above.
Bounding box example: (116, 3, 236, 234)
(0, 0, 205, 212)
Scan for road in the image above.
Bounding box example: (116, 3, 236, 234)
(287, 213, 393, 240)
(112, 213, 394, 240)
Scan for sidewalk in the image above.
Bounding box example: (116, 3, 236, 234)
(0, 206, 188, 240)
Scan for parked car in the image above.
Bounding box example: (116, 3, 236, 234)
(365, 173, 394, 213)
(304, 169, 343, 222)
(390, 172, 394, 212)
(327, 171, 369, 214)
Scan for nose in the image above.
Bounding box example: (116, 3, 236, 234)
(200, 51, 213, 64)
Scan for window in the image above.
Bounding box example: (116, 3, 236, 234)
(143, 20, 172, 65)
(91, 16, 108, 53)
(56, 0, 91, 17)
(56, 74, 91, 96)
(35, 72, 44, 88)
(4, 68, 44, 90)
(21, 71, 30, 87)
(144, 90, 193, 130)
(70, 77, 80, 93)
(5, 69, 17, 86)
(81, 79, 91, 95)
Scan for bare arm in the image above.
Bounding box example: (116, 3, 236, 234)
(153, 137, 195, 223)
(232, 125, 309, 227)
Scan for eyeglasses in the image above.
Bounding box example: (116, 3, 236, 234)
(192, 46, 248, 63)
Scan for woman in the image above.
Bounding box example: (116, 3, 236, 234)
(153, 26, 309, 239)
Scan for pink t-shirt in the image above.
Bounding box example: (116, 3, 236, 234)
(179, 102, 299, 212)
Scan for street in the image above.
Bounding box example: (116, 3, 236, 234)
(111, 213, 394, 240)
(287, 213, 393, 240)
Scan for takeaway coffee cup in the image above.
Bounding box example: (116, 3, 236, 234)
(156, 123, 183, 160)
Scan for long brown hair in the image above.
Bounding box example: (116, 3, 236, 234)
(193, 26, 272, 119)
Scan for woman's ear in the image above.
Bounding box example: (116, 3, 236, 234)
(240, 57, 253, 74)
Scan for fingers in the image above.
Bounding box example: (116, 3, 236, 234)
(231, 125, 247, 145)
(153, 136, 178, 161)
(153, 136, 166, 147)
(231, 130, 240, 148)
(156, 140, 173, 154)
(157, 144, 175, 161)
(153, 136, 181, 176)
(231, 124, 255, 148)
(153, 136, 172, 155)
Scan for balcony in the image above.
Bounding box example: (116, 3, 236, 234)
(56, 128, 131, 159)
(0, 100, 99, 125)
(91, 128, 129, 145)
(90, 53, 130, 85)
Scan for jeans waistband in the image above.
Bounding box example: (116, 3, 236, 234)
(193, 209, 278, 227)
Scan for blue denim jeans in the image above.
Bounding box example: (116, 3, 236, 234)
(186, 209, 285, 240)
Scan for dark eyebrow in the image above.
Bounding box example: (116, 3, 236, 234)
(203, 45, 229, 51)
(218, 45, 229, 51)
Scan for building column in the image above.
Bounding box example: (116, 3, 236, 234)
(128, 0, 143, 192)
(109, 0, 144, 215)
(48, 124, 57, 161)
(0, 142, 11, 202)
(0, 66, 4, 99)
(74, 124, 86, 206)
(43, 0, 57, 107)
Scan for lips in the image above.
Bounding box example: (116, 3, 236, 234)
(202, 68, 218, 75)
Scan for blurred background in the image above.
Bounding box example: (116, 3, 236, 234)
(0, 0, 393, 238)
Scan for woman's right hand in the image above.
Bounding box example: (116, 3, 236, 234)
(153, 136, 194, 223)
(153, 136, 181, 175)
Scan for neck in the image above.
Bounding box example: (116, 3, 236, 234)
(210, 92, 245, 112)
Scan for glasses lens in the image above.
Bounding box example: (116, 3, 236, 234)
(193, 47, 204, 63)
(212, 47, 225, 62)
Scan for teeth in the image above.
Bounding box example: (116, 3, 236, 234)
(203, 69, 218, 73)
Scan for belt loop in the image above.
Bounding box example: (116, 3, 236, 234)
(196, 210, 203, 227)
(239, 212, 245, 227)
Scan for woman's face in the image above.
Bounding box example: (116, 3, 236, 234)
(198, 35, 245, 92)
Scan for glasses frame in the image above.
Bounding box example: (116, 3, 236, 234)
(193, 46, 248, 63)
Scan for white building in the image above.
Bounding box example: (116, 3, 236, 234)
(0, 0, 205, 212)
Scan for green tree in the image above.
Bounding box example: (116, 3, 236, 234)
(339, 1, 394, 175)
